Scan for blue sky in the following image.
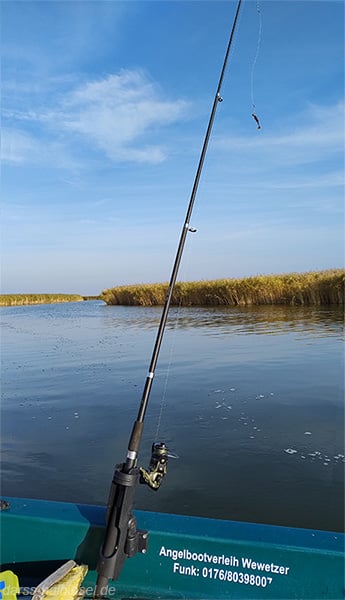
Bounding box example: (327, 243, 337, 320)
(2, 1, 344, 295)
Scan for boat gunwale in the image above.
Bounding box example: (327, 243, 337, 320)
(2, 496, 344, 554)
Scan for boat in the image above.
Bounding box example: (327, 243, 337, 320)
(1, 496, 344, 599)
(1, 1, 344, 598)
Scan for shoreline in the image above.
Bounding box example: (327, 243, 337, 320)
(0, 294, 87, 307)
(2, 270, 343, 307)
(101, 269, 344, 307)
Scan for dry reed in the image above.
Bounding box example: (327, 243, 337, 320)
(0, 294, 84, 307)
(101, 269, 344, 307)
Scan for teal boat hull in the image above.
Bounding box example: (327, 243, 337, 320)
(1, 497, 344, 599)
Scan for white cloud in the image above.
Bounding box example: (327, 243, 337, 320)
(1, 129, 37, 164)
(57, 71, 188, 163)
(1, 127, 79, 168)
(3, 70, 189, 165)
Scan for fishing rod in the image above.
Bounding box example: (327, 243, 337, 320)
(94, 1, 243, 597)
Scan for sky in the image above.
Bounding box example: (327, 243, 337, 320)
(1, 0, 344, 295)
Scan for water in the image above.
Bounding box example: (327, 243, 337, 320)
(1, 301, 344, 532)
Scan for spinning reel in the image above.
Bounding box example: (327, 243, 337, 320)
(140, 442, 176, 490)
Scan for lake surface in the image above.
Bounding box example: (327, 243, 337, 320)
(1, 301, 344, 532)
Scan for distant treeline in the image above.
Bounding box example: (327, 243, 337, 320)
(101, 270, 344, 307)
(0, 294, 84, 306)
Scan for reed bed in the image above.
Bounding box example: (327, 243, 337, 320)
(101, 270, 344, 307)
(0, 294, 84, 306)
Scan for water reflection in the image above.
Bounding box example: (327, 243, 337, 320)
(102, 304, 344, 339)
(1, 301, 344, 532)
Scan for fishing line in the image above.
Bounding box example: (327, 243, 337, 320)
(154, 236, 193, 441)
(250, 0, 262, 129)
(154, 303, 182, 441)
